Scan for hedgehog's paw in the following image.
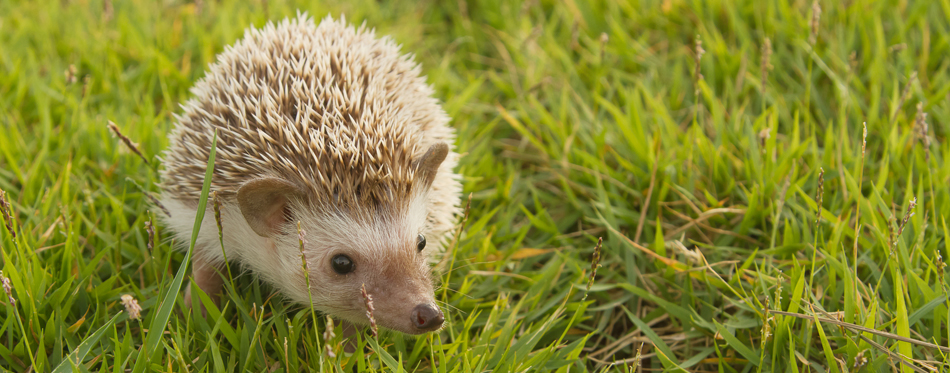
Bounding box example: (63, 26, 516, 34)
(185, 259, 225, 317)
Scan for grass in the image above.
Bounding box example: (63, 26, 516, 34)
(1, 0, 949, 371)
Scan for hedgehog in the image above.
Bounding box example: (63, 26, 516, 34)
(158, 14, 461, 336)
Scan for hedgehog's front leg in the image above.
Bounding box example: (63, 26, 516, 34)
(185, 255, 225, 314)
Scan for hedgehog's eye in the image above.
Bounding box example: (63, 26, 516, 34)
(331, 254, 354, 274)
(416, 233, 426, 252)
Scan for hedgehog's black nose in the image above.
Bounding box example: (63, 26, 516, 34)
(411, 304, 444, 331)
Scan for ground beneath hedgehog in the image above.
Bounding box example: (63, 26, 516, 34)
(158, 14, 462, 337)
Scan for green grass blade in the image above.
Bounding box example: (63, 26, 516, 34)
(52, 312, 122, 373)
(812, 313, 840, 373)
(714, 320, 760, 367)
(132, 131, 217, 373)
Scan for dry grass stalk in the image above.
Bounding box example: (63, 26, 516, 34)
(283, 337, 289, 365)
(65, 64, 78, 84)
(361, 283, 378, 339)
(0, 190, 16, 240)
(323, 316, 335, 340)
(772, 309, 950, 353)
(583, 237, 603, 300)
(297, 222, 310, 273)
(212, 191, 224, 244)
(693, 35, 705, 96)
(324, 315, 337, 357)
(633, 342, 643, 371)
(852, 350, 868, 369)
(1, 270, 15, 305)
(108, 120, 150, 165)
(144, 218, 155, 251)
(762, 288, 778, 343)
(1, 268, 34, 366)
(121, 294, 142, 320)
(894, 198, 917, 247)
(297, 222, 314, 299)
(297, 221, 324, 349)
(857, 334, 933, 372)
(886, 213, 897, 248)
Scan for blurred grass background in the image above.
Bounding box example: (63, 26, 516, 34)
(1, 0, 949, 371)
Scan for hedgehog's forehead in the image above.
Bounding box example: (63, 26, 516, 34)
(287, 192, 431, 262)
(290, 189, 429, 243)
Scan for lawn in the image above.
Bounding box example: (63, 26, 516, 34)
(1, 0, 949, 371)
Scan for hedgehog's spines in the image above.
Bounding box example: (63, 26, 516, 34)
(161, 14, 460, 234)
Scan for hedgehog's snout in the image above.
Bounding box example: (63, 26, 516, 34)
(411, 303, 444, 331)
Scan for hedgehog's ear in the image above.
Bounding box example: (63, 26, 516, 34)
(413, 143, 449, 189)
(237, 178, 304, 237)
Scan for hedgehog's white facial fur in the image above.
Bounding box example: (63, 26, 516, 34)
(161, 180, 443, 334)
(274, 190, 439, 334)
(158, 13, 461, 335)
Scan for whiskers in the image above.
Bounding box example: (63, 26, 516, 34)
(433, 284, 468, 314)
(433, 298, 465, 316)
(433, 283, 472, 298)
(436, 260, 497, 285)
